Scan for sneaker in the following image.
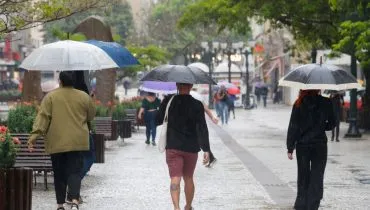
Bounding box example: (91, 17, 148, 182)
(145, 140, 150, 145)
(152, 141, 156, 146)
(207, 158, 217, 168)
(336, 139, 340, 142)
(71, 203, 79, 210)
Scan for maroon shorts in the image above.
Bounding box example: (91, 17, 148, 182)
(166, 149, 198, 178)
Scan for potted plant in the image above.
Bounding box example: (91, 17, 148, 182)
(0, 126, 33, 210)
(0, 125, 21, 168)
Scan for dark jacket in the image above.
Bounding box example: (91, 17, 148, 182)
(287, 95, 335, 153)
(156, 94, 210, 153)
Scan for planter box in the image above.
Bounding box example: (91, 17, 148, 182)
(117, 120, 131, 139)
(92, 133, 105, 163)
(0, 167, 33, 210)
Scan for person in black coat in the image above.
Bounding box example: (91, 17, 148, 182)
(287, 90, 335, 210)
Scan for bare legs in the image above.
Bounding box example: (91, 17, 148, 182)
(183, 176, 195, 210)
(170, 176, 195, 210)
(170, 177, 181, 210)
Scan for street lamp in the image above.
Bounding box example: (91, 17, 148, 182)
(201, 41, 215, 109)
(220, 41, 244, 83)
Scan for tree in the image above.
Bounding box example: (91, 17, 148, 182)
(0, 0, 114, 36)
(43, 1, 133, 45)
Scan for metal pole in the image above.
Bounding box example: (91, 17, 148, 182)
(345, 54, 362, 138)
(245, 50, 250, 108)
(228, 50, 231, 83)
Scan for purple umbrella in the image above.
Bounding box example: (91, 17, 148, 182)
(139, 81, 177, 94)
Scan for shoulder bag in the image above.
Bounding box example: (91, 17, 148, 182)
(158, 95, 175, 153)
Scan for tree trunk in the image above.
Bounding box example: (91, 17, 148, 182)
(21, 71, 42, 102)
(74, 16, 117, 106)
(361, 66, 370, 130)
(96, 69, 116, 106)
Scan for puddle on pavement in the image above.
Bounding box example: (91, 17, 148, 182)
(358, 178, 370, 184)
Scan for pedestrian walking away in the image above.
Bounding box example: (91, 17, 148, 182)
(157, 83, 210, 210)
(330, 92, 344, 142)
(65, 71, 96, 204)
(227, 93, 236, 119)
(286, 90, 335, 210)
(138, 92, 161, 146)
(28, 71, 96, 210)
(260, 85, 269, 108)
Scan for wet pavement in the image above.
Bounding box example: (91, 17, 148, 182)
(32, 101, 370, 209)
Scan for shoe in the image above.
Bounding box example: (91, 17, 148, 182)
(336, 139, 340, 142)
(207, 157, 217, 168)
(184, 206, 194, 210)
(331, 138, 334, 141)
(57, 207, 65, 210)
(71, 203, 79, 210)
(152, 141, 156, 146)
(66, 196, 83, 204)
(145, 140, 150, 145)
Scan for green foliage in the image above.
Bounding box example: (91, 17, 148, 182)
(0, 126, 20, 168)
(112, 104, 126, 120)
(95, 105, 109, 117)
(0, 0, 113, 35)
(179, 0, 339, 48)
(51, 28, 87, 41)
(43, 1, 133, 45)
(0, 90, 22, 98)
(7, 104, 37, 133)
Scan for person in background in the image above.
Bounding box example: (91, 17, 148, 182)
(157, 83, 210, 210)
(260, 85, 269, 108)
(213, 90, 222, 118)
(138, 92, 161, 146)
(217, 86, 229, 125)
(28, 71, 96, 210)
(123, 79, 130, 95)
(227, 93, 236, 119)
(287, 90, 335, 210)
(330, 92, 344, 142)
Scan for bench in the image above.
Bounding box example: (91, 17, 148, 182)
(12, 134, 52, 190)
(124, 109, 139, 132)
(93, 117, 118, 141)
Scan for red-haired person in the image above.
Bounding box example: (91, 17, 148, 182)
(286, 90, 335, 210)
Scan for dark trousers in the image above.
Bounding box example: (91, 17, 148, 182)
(294, 143, 327, 210)
(262, 95, 267, 107)
(331, 120, 340, 140)
(144, 111, 157, 142)
(51, 151, 83, 204)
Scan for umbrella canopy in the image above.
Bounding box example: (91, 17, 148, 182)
(41, 80, 59, 92)
(139, 81, 177, 94)
(279, 64, 362, 90)
(140, 65, 216, 85)
(228, 87, 240, 95)
(19, 40, 118, 71)
(85, 40, 139, 68)
(217, 81, 237, 89)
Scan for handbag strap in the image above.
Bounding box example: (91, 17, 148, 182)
(164, 95, 175, 123)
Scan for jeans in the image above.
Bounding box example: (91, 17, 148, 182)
(144, 110, 157, 142)
(219, 102, 229, 124)
(215, 102, 222, 117)
(51, 151, 83, 204)
(262, 95, 267, 107)
(294, 143, 327, 210)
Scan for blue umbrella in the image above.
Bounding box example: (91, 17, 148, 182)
(85, 40, 140, 68)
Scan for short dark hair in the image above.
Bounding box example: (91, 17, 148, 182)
(59, 71, 75, 87)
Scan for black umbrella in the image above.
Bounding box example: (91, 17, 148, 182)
(140, 65, 216, 84)
(279, 63, 361, 90)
